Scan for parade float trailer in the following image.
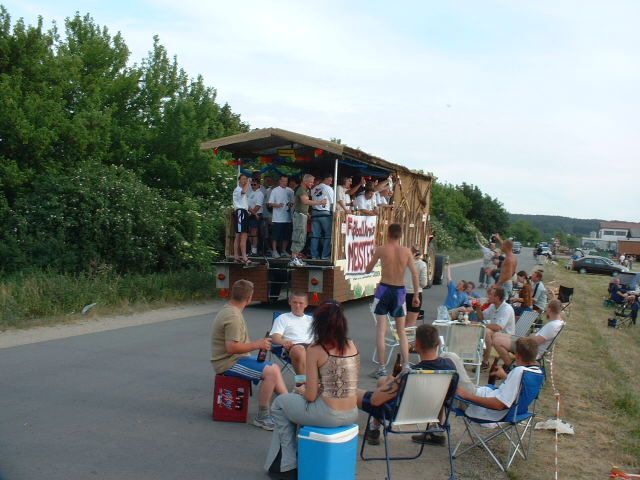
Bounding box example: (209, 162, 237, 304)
(201, 128, 445, 305)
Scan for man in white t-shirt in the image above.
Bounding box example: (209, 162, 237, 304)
(267, 175, 292, 258)
(336, 175, 362, 213)
(457, 337, 543, 422)
(354, 183, 378, 216)
(269, 292, 314, 374)
(492, 299, 565, 369)
(259, 175, 274, 252)
(232, 174, 251, 264)
(247, 178, 265, 255)
(480, 286, 516, 366)
(310, 174, 335, 260)
(476, 234, 496, 288)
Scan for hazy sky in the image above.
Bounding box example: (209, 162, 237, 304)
(5, 1, 639, 221)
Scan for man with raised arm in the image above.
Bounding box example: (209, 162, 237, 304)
(365, 223, 420, 377)
(444, 262, 470, 319)
(476, 233, 496, 288)
(495, 233, 517, 299)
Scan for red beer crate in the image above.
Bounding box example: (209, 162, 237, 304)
(212, 374, 251, 423)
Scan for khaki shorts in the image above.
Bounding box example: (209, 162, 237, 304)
(291, 212, 308, 254)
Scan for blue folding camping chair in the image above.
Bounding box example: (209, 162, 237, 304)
(452, 367, 545, 472)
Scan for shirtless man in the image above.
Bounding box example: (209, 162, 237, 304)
(495, 233, 517, 299)
(365, 223, 420, 377)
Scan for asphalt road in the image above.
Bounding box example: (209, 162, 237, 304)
(0, 249, 538, 480)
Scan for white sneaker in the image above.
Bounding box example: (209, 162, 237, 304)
(289, 258, 306, 267)
(271, 251, 280, 259)
(253, 414, 275, 431)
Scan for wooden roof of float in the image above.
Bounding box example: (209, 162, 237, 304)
(200, 127, 434, 182)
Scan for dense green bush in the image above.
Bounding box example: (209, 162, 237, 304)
(0, 8, 245, 276)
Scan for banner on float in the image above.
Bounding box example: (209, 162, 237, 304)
(345, 215, 377, 274)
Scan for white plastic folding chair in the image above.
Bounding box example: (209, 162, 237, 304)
(514, 310, 539, 338)
(370, 304, 417, 369)
(538, 323, 565, 378)
(445, 323, 486, 385)
(361, 370, 458, 480)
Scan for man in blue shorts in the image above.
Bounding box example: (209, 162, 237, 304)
(366, 223, 421, 378)
(211, 279, 287, 430)
(232, 174, 251, 263)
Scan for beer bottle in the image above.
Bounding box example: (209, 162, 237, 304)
(256, 331, 270, 363)
(391, 353, 403, 377)
(487, 365, 498, 385)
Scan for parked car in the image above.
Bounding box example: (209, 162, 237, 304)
(537, 246, 553, 258)
(534, 242, 550, 257)
(572, 256, 629, 276)
(513, 241, 522, 254)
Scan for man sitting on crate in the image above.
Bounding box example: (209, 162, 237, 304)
(211, 279, 288, 431)
(356, 325, 464, 446)
(491, 299, 565, 370)
(269, 292, 314, 374)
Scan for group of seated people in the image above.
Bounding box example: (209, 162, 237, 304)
(231, 171, 394, 266)
(445, 262, 548, 322)
(211, 278, 564, 478)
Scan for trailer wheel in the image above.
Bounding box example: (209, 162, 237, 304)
(433, 254, 445, 285)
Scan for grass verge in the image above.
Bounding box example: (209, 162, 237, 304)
(0, 270, 216, 330)
(510, 262, 640, 478)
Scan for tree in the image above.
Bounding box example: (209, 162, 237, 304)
(0, 8, 247, 274)
(507, 220, 542, 246)
(457, 183, 509, 236)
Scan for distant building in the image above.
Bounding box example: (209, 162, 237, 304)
(581, 221, 640, 251)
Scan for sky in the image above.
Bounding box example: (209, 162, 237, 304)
(4, 0, 639, 221)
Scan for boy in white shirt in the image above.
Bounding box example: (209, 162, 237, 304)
(457, 337, 542, 422)
(269, 292, 314, 374)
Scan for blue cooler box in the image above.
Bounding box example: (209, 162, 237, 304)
(298, 424, 358, 480)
